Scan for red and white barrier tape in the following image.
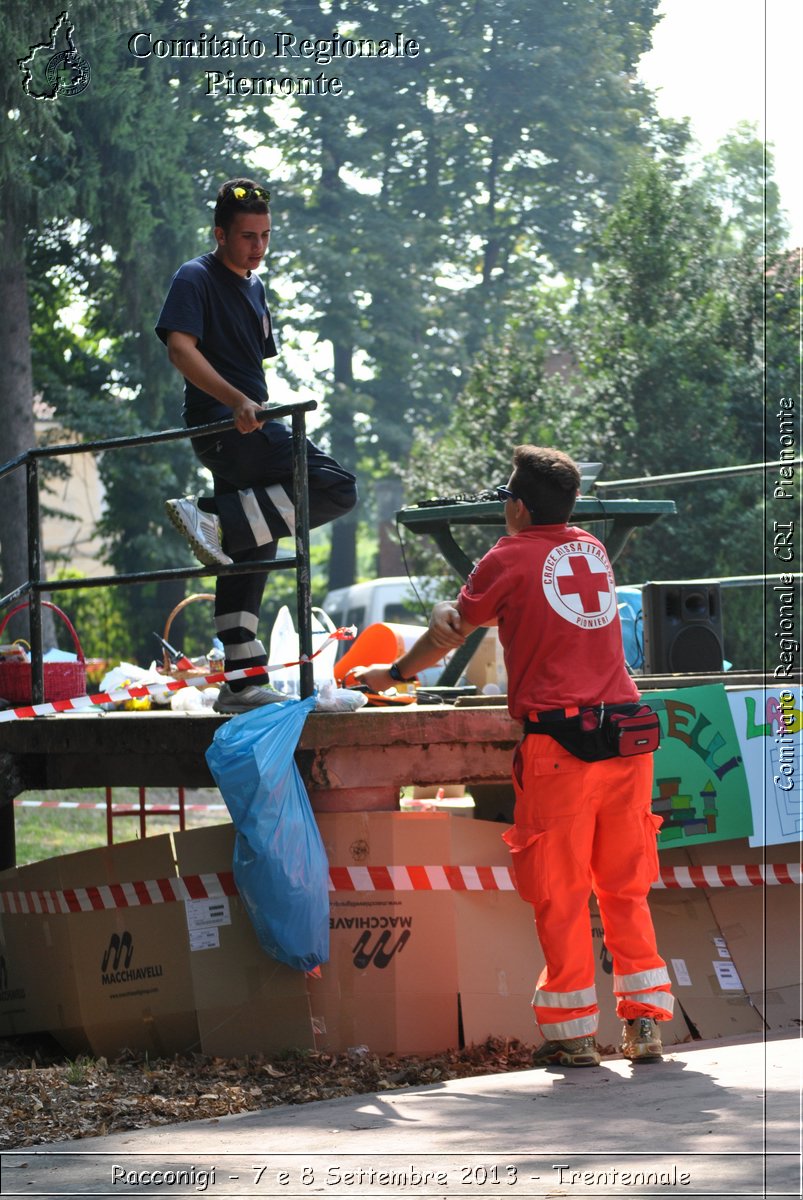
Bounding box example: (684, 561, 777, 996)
(0, 872, 238, 915)
(0, 628, 355, 723)
(14, 799, 227, 812)
(328, 864, 517, 892)
(1, 862, 800, 914)
(653, 862, 802, 889)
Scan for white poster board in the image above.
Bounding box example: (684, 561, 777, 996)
(727, 688, 802, 847)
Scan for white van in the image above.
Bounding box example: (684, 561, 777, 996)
(321, 576, 441, 634)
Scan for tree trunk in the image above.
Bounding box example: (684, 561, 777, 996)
(0, 202, 55, 645)
(326, 339, 359, 591)
(376, 476, 405, 576)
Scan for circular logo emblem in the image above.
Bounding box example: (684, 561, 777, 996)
(542, 540, 616, 628)
(349, 838, 370, 864)
(45, 50, 90, 97)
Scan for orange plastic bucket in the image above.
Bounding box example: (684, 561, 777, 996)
(334, 622, 423, 686)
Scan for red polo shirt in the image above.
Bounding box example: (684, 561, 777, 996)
(458, 524, 639, 720)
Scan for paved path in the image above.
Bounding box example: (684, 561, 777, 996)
(2, 1034, 800, 1198)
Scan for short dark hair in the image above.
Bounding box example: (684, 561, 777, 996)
(214, 177, 270, 234)
(510, 445, 581, 524)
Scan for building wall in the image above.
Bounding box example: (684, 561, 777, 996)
(38, 421, 110, 579)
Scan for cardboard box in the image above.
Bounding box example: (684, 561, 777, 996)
(313, 812, 460, 1055)
(750, 984, 801, 1031)
(700, 881, 801, 1032)
(312, 813, 702, 1056)
(53, 836, 200, 1058)
(449, 816, 540, 1047)
(686, 838, 799, 867)
(464, 627, 506, 693)
(648, 890, 764, 1040)
(172, 824, 314, 1057)
(0, 817, 787, 1060)
(0, 867, 25, 1037)
(681, 836, 801, 1032)
(0, 858, 82, 1043)
(453, 889, 540, 1047)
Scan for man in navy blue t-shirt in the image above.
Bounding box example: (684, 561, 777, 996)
(156, 178, 357, 713)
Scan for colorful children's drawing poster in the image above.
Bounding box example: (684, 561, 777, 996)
(727, 687, 802, 847)
(647, 685, 753, 849)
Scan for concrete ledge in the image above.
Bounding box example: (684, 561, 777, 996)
(0, 705, 521, 866)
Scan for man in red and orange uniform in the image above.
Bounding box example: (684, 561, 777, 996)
(354, 445, 672, 1067)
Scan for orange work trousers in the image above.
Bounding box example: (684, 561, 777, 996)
(503, 735, 673, 1040)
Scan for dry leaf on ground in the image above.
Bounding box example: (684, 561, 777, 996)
(1, 1034, 542, 1149)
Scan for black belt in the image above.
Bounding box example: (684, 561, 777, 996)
(527, 706, 583, 725)
(524, 702, 633, 735)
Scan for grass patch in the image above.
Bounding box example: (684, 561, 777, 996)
(13, 788, 228, 865)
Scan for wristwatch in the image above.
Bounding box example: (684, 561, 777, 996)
(388, 662, 414, 684)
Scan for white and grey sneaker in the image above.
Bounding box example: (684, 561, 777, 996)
(165, 497, 232, 567)
(213, 683, 287, 713)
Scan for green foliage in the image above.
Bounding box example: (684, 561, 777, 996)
(64, 1056, 93, 1085)
(4, 0, 265, 658)
(4, 1, 794, 656)
(13, 789, 223, 865)
(239, 0, 668, 584)
(49, 572, 129, 665)
(403, 129, 789, 663)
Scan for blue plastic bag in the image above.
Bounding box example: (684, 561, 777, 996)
(616, 585, 644, 671)
(205, 695, 329, 972)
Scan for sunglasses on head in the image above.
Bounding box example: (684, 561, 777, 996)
(226, 185, 271, 203)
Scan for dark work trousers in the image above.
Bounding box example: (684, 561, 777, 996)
(191, 419, 357, 679)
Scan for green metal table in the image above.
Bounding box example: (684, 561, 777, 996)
(396, 495, 676, 580)
(396, 495, 676, 682)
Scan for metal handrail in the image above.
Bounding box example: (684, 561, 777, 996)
(0, 400, 318, 702)
(595, 458, 803, 491)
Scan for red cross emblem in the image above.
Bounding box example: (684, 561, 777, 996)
(557, 556, 611, 614)
(542, 542, 616, 626)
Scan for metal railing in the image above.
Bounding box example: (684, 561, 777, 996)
(0, 400, 318, 703)
(595, 457, 803, 491)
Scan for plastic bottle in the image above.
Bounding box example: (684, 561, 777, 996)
(268, 605, 300, 696)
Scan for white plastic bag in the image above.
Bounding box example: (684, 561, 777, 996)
(268, 605, 339, 695)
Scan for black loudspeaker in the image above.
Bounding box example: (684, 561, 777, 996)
(641, 582, 724, 674)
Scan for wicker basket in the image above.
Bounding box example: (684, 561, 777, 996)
(0, 601, 87, 704)
(160, 593, 216, 680)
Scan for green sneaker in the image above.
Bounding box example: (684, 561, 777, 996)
(532, 1036, 600, 1068)
(621, 1017, 663, 1062)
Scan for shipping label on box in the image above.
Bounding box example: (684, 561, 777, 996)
(185, 896, 232, 951)
(703, 880, 802, 994)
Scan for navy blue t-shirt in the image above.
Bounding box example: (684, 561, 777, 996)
(155, 252, 278, 423)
